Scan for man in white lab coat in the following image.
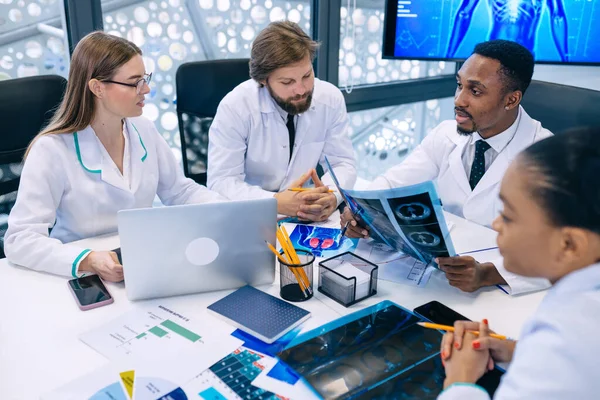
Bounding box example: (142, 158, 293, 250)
(343, 40, 552, 295)
(207, 21, 356, 222)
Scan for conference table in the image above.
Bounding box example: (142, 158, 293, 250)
(0, 211, 546, 399)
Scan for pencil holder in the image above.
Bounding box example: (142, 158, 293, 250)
(279, 249, 315, 302)
(318, 252, 378, 307)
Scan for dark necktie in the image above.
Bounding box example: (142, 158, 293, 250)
(286, 114, 295, 161)
(469, 140, 491, 190)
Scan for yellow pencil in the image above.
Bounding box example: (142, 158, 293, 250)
(275, 230, 294, 262)
(288, 187, 335, 193)
(266, 240, 309, 296)
(271, 234, 310, 297)
(265, 241, 288, 264)
(280, 226, 300, 264)
(280, 226, 312, 293)
(417, 322, 508, 340)
(278, 227, 312, 295)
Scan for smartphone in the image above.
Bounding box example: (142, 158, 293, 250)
(112, 247, 122, 264)
(413, 300, 504, 397)
(68, 274, 114, 311)
(414, 300, 469, 325)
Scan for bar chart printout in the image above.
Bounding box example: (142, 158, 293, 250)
(79, 305, 236, 361)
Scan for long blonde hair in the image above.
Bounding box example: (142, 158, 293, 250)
(25, 31, 142, 158)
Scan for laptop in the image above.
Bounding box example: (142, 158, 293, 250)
(117, 198, 277, 300)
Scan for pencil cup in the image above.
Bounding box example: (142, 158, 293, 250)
(279, 249, 315, 302)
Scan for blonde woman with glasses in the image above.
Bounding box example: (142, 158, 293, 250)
(4, 31, 224, 282)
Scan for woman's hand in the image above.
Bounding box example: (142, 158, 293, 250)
(79, 251, 124, 282)
(442, 320, 493, 388)
(441, 319, 516, 365)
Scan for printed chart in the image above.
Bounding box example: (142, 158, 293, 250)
(183, 348, 285, 400)
(80, 305, 237, 362)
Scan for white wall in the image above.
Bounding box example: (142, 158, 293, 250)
(533, 65, 600, 91)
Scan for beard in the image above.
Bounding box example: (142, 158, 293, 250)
(455, 107, 478, 136)
(456, 124, 478, 136)
(267, 83, 313, 115)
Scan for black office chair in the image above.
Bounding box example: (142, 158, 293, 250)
(0, 75, 67, 258)
(522, 80, 600, 134)
(176, 59, 251, 186)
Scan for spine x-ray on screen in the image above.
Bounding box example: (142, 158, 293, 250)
(383, 0, 600, 64)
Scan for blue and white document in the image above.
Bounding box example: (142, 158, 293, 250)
(325, 158, 456, 268)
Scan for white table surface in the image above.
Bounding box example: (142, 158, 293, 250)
(0, 212, 546, 400)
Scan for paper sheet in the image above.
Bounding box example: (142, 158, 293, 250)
(287, 225, 358, 257)
(43, 344, 298, 400)
(354, 239, 434, 287)
(80, 304, 239, 363)
(41, 348, 241, 400)
(183, 346, 292, 400)
(51, 305, 319, 400)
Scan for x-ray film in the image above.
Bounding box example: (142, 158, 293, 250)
(324, 157, 455, 265)
(277, 301, 442, 399)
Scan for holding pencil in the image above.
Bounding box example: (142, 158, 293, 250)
(288, 187, 335, 193)
(417, 322, 508, 340)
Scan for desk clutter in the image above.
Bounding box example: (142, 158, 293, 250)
(42, 286, 505, 399)
(39, 212, 504, 399)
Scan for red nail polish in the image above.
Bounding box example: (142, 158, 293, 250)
(483, 319, 489, 325)
(473, 341, 481, 349)
(454, 342, 460, 349)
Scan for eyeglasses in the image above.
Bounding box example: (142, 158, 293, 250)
(102, 72, 152, 94)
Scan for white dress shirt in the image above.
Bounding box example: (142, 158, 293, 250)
(462, 109, 520, 181)
(207, 78, 357, 205)
(439, 262, 600, 399)
(369, 106, 552, 295)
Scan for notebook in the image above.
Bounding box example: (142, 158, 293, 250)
(207, 286, 311, 344)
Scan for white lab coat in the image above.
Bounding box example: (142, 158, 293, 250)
(371, 106, 552, 295)
(438, 263, 600, 400)
(4, 116, 224, 278)
(207, 78, 357, 204)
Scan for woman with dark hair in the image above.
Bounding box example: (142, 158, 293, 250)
(438, 128, 600, 399)
(4, 32, 224, 281)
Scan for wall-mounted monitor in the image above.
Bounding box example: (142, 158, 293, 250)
(382, 0, 600, 65)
